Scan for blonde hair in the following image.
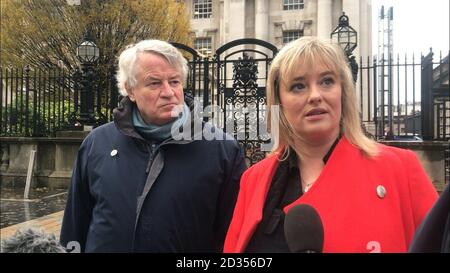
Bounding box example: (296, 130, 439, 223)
(267, 36, 379, 159)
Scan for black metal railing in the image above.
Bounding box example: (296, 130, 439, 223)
(0, 66, 72, 136)
(446, 148, 450, 186)
(1, 46, 448, 144)
(359, 50, 449, 140)
(0, 66, 118, 137)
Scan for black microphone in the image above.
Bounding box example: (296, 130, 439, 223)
(1, 228, 67, 253)
(284, 204, 324, 253)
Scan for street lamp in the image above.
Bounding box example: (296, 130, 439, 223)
(331, 12, 358, 82)
(76, 31, 99, 125)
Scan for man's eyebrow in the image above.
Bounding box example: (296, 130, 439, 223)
(143, 74, 181, 81)
(143, 75, 161, 81)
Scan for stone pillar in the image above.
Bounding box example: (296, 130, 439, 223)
(220, 0, 226, 45)
(228, 0, 246, 42)
(359, 0, 372, 59)
(342, 0, 361, 58)
(342, 0, 361, 105)
(317, 0, 332, 39)
(255, 0, 269, 41)
(255, 0, 269, 84)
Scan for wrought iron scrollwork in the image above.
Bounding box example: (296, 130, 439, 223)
(232, 53, 258, 97)
(224, 53, 268, 165)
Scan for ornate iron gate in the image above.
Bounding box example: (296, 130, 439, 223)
(215, 39, 278, 165)
(173, 39, 278, 165)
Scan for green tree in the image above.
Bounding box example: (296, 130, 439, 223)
(1, 0, 193, 133)
(1, 0, 192, 71)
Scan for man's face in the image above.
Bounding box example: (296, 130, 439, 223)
(127, 53, 184, 125)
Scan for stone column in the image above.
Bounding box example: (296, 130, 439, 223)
(342, 0, 362, 106)
(220, 0, 227, 45)
(255, 0, 269, 41)
(228, 0, 246, 42)
(255, 0, 270, 88)
(342, 0, 361, 58)
(317, 0, 332, 39)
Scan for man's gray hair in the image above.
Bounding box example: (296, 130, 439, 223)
(116, 39, 189, 96)
(1, 228, 66, 253)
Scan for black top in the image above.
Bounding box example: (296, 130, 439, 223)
(245, 139, 339, 253)
(409, 183, 450, 253)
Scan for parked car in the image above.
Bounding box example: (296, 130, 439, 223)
(391, 135, 423, 141)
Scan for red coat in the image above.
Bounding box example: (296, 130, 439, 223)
(224, 137, 438, 253)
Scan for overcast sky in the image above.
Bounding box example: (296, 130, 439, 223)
(372, 0, 449, 56)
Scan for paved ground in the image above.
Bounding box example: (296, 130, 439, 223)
(1, 185, 67, 248)
(1, 187, 67, 229)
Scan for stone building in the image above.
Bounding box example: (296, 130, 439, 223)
(185, 0, 372, 59)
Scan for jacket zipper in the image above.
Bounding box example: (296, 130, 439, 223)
(145, 143, 157, 173)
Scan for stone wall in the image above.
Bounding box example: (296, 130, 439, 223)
(0, 131, 88, 189)
(379, 140, 449, 193)
(1, 135, 447, 193)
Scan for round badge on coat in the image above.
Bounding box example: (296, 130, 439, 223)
(110, 149, 118, 157)
(376, 185, 386, 199)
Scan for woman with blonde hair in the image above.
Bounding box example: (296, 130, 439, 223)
(224, 36, 438, 253)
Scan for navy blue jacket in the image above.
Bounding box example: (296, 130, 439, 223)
(409, 183, 450, 253)
(60, 97, 246, 252)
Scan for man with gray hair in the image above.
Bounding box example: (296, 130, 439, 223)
(60, 39, 246, 252)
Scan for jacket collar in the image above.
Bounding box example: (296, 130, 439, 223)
(113, 96, 143, 140)
(112, 94, 197, 143)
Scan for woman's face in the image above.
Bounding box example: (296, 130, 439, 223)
(279, 62, 342, 142)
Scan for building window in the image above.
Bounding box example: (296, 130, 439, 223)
(194, 37, 212, 56)
(283, 0, 304, 10)
(283, 30, 303, 44)
(193, 0, 212, 19)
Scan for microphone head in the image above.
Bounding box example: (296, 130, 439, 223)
(1, 228, 66, 253)
(284, 204, 324, 253)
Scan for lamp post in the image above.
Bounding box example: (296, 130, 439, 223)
(331, 12, 358, 83)
(76, 31, 99, 125)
